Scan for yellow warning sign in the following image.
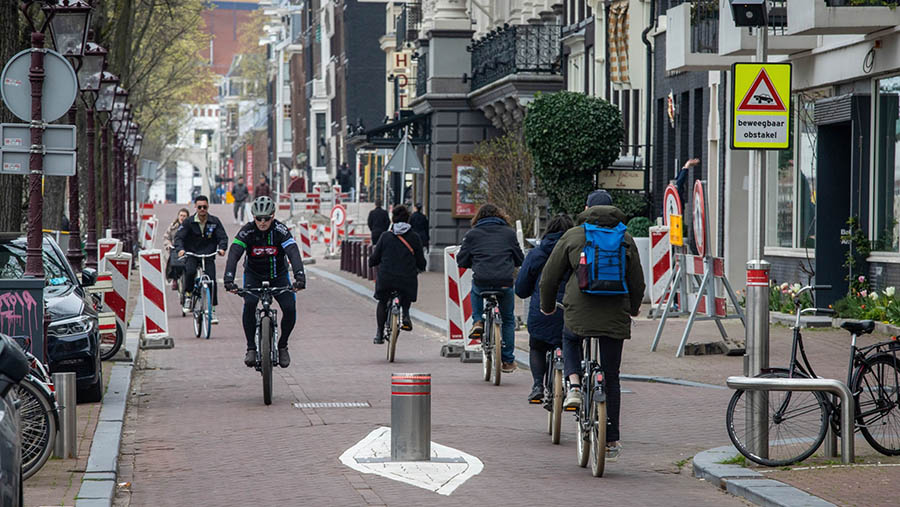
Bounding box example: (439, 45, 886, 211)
(669, 215, 683, 247)
(731, 63, 791, 150)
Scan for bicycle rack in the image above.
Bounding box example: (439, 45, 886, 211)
(726, 376, 855, 464)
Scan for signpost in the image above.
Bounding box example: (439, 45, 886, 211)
(731, 63, 791, 150)
(384, 127, 423, 204)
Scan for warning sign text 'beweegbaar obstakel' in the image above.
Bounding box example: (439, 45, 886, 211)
(731, 63, 791, 150)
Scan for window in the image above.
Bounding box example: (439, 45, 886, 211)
(283, 118, 292, 143)
(874, 75, 900, 251)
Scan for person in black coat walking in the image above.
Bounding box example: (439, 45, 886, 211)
(368, 205, 427, 344)
(409, 203, 429, 249)
(367, 198, 390, 244)
(514, 214, 574, 402)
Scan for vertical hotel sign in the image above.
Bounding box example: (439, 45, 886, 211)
(731, 63, 791, 150)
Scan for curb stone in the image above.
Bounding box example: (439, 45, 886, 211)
(692, 446, 836, 507)
(75, 304, 143, 506)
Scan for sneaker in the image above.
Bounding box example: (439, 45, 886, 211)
(606, 444, 621, 463)
(563, 387, 582, 410)
(171, 280, 178, 290)
(210, 308, 219, 324)
(401, 310, 412, 331)
(528, 384, 543, 403)
(183, 302, 192, 314)
(468, 321, 484, 340)
(244, 350, 257, 367)
(278, 348, 290, 368)
(501, 362, 516, 374)
(373, 329, 385, 344)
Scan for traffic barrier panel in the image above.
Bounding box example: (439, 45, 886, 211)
(443, 246, 474, 353)
(296, 220, 313, 259)
(99, 241, 131, 335)
(138, 249, 169, 338)
(650, 226, 673, 308)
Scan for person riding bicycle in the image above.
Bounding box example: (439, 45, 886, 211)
(223, 196, 306, 368)
(515, 213, 574, 403)
(457, 204, 525, 374)
(368, 204, 427, 344)
(174, 195, 228, 322)
(163, 208, 189, 290)
(539, 189, 645, 462)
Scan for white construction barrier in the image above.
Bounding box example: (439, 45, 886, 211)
(99, 240, 131, 336)
(649, 226, 673, 310)
(296, 220, 313, 259)
(442, 246, 475, 360)
(138, 249, 169, 338)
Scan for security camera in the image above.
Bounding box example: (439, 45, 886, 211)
(729, 0, 769, 27)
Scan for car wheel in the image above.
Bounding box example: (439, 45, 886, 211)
(78, 369, 103, 403)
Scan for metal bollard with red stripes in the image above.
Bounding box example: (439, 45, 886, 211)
(367, 245, 376, 281)
(354, 241, 362, 276)
(391, 373, 431, 461)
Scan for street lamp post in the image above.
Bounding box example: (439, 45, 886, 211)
(76, 38, 106, 270)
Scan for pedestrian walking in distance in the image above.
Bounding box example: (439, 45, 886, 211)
(232, 177, 249, 224)
(539, 189, 645, 463)
(367, 198, 390, 244)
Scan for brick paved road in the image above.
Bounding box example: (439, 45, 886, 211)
(113, 204, 748, 506)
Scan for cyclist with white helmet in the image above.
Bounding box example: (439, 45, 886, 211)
(223, 196, 306, 368)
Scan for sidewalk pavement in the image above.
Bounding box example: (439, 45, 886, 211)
(24, 267, 142, 507)
(314, 255, 900, 507)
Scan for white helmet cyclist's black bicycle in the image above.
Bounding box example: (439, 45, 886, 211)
(234, 282, 294, 405)
(182, 252, 217, 340)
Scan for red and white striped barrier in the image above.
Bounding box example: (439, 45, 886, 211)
(649, 226, 672, 307)
(140, 203, 154, 222)
(685, 254, 728, 318)
(138, 249, 169, 338)
(98, 238, 119, 264)
(99, 240, 132, 334)
(141, 216, 158, 250)
(295, 220, 313, 259)
(443, 246, 474, 352)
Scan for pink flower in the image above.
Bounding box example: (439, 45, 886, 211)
(859, 276, 866, 283)
(861, 290, 868, 298)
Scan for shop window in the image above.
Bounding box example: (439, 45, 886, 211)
(874, 75, 900, 251)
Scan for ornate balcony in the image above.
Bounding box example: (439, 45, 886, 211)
(718, 0, 818, 56)
(468, 24, 561, 92)
(787, 0, 900, 35)
(665, 2, 741, 72)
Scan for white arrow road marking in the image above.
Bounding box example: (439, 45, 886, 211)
(339, 427, 484, 496)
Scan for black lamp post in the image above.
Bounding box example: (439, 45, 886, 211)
(45, 0, 92, 57)
(110, 94, 129, 241)
(79, 39, 107, 270)
(96, 71, 119, 237)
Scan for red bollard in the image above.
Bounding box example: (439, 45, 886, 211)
(352, 241, 360, 276)
(340, 240, 348, 271)
(367, 244, 376, 280)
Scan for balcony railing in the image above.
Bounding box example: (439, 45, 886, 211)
(690, 0, 719, 54)
(469, 24, 561, 92)
(396, 2, 421, 49)
(825, 0, 898, 5)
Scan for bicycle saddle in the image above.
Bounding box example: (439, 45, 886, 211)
(479, 290, 505, 297)
(840, 320, 875, 336)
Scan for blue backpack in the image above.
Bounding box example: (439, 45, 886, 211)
(577, 222, 629, 295)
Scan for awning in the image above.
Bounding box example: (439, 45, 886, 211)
(348, 111, 431, 149)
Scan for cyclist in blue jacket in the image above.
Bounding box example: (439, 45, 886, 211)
(514, 214, 574, 402)
(224, 197, 306, 368)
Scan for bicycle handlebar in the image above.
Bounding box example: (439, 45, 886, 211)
(233, 286, 295, 297)
(181, 252, 218, 258)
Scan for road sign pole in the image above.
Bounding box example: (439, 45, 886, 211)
(745, 20, 770, 460)
(399, 127, 408, 204)
(25, 32, 46, 278)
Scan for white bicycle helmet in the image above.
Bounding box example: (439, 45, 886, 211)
(251, 196, 276, 217)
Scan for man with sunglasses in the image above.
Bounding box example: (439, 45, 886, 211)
(223, 196, 306, 368)
(175, 195, 229, 322)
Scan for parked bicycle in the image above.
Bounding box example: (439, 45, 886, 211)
(385, 291, 402, 363)
(87, 289, 123, 361)
(480, 292, 504, 386)
(183, 252, 217, 339)
(16, 349, 59, 480)
(571, 334, 609, 477)
(727, 284, 900, 466)
(235, 282, 294, 405)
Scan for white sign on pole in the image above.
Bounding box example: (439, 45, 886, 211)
(0, 48, 77, 123)
(1, 124, 76, 151)
(1, 150, 75, 176)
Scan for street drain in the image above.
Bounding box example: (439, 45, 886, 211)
(293, 401, 371, 409)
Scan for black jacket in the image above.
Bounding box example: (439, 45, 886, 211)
(457, 217, 524, 288)
(409, 211, 429, 247)
(367, 207, 390, 244)
(232, 183, 249, 203)
(173, 214, 228, 255)
(368, 224, 426, 301)
(224, 219, 305, 283)
(515, 232, 566, 345)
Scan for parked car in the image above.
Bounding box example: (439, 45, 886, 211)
(0, 233, 103, 403)
(0, 332, 30, 506)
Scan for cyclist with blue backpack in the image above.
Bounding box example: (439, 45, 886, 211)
(457, 204, 525, 374)
(539, 189, 645, 462)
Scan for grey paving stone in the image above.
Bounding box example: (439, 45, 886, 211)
(725, 479, 836, 507)
(85, 420, 123, 473)
(75, 478, 115, 500)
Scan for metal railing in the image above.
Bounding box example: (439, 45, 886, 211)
(726, 376, 855, 464)
(826, 0, 898, 6)
(690, 0, 719, 54)
(469, 24, 561, 92)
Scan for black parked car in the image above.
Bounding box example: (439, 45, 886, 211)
(0, 333, 29, 506)
(0, 233, 103, 403)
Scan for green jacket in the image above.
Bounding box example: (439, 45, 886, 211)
(539, 205, 645, 339)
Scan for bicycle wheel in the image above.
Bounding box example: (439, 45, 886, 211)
(481, 319, 492, 382)
(99, 321, 124, 361)
(192, 294, 201, 338)
(853, 354, 900, 455)
(590, 400, 607, 477)
(202, 285, 212, 339)
(16, 377, 57, 480)
(726, 370, 829, 466)
(387, 309, 400, 362)
(576, 409, 590, 468)
(178, 278, 186, 316)
(492, 319, 502, 386)
(260, 316, 273, 406)
(551, 369, 564, 445)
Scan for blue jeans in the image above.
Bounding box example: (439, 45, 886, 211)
(471, 284, 516, 364)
